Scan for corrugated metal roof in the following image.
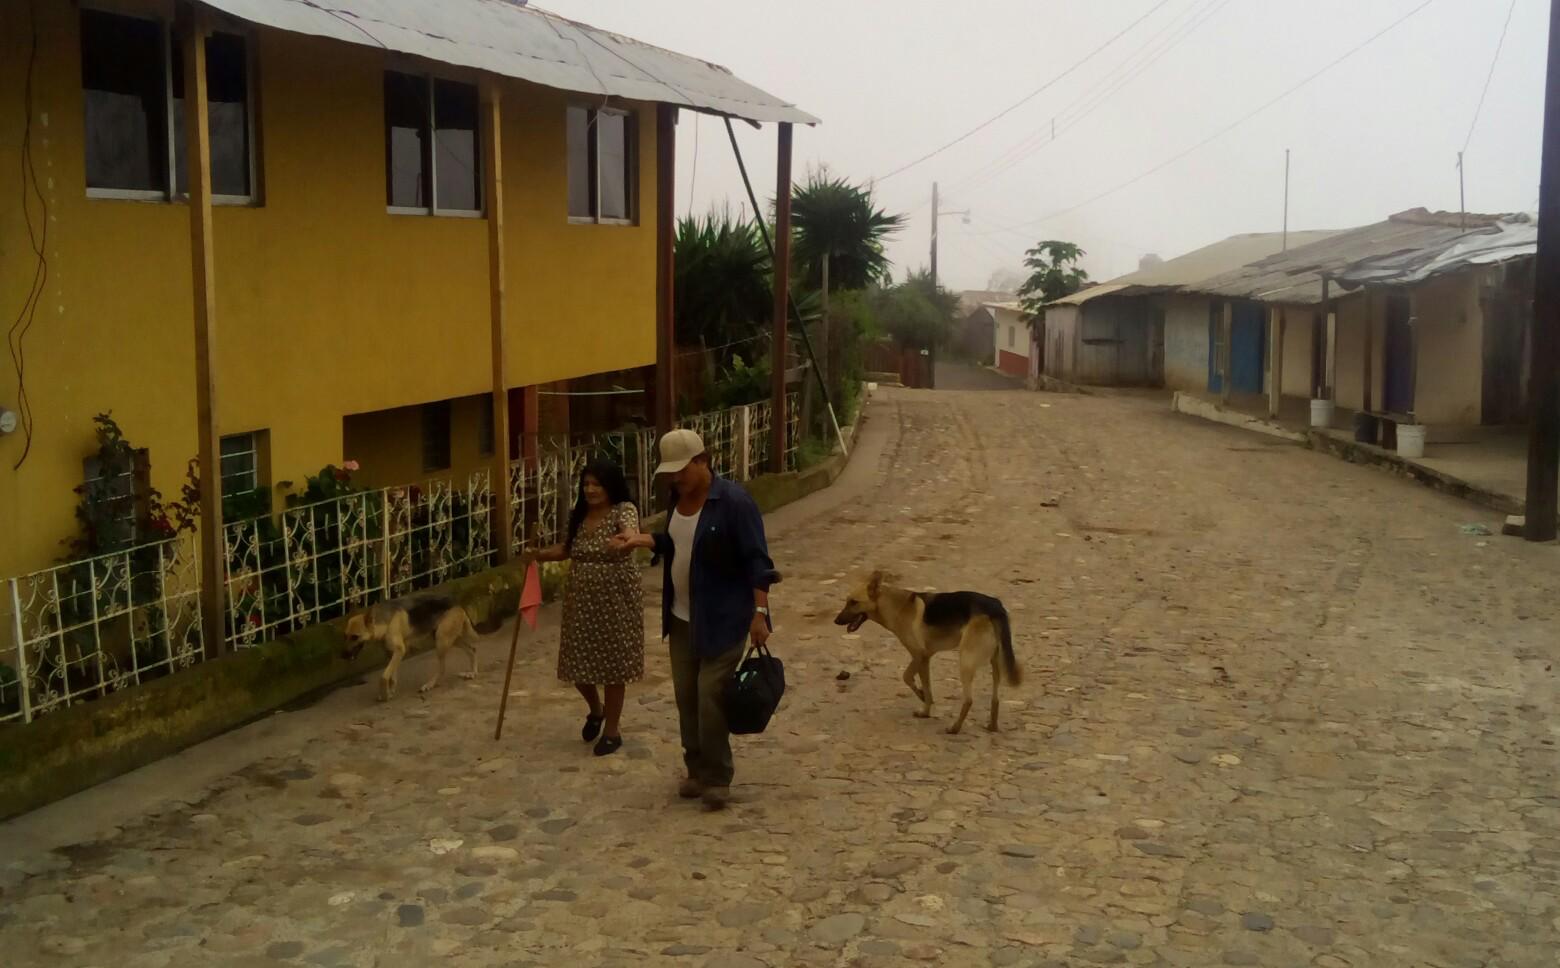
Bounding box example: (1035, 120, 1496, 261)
(1333, 218, 1536, 288)
(201, 0, 817, 124)
(1184, 209, 1520, 305)
(1042, 229, 1341, 307)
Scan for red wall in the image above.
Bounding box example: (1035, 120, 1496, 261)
(997, 350, 1028, 377)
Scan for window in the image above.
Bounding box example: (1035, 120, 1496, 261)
(82, 449, 149, 545)
(385, 71, 481, 215)
(567, 105, 636, 222)
(422, 401, 452, 472)
(219, 433, 260, 497)
(1008, 325, 1016, 348)
(80, 9, 255, 202)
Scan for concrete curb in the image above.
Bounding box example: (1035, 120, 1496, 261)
(1170, 391, 1307, 443)
(0, 401, 873, 821)
(1305, 430, 1529, 518)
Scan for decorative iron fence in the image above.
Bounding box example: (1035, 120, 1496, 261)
(1, 398, 814, 724)
(3, 535, 203, 724)
(222, 472, 494, 651)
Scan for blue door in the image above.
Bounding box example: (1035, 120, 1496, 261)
(1208, 301, 1265, 394)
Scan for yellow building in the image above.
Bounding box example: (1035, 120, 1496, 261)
(0, 0, 814, 579)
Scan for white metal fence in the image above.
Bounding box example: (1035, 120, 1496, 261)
(4, 535, 204, 724)
(1, 398, 803, 725)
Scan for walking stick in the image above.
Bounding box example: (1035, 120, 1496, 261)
(493, 582, 527, 741)
(495, 528, 543, 741)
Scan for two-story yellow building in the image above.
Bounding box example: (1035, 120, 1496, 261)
(0, 0, 814, 581)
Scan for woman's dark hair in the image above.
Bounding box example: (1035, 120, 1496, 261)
(565, 458, 635, 551)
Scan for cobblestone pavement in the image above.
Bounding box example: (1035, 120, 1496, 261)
(3, 387, 1559, 968)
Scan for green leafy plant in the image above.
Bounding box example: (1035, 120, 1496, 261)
(1018, 240, 1090, 329)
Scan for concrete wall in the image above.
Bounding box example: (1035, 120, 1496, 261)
(1410, 272, 1484, 426)
(0, 0, 659, 575)
(991, 306, 1029, 361)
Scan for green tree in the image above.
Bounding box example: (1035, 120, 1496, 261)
(1017, 240, 1090, 329)
(873, 270, 957, 352)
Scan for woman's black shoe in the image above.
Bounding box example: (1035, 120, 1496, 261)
(593, 735, 623, 757)
(582, 713, 604, 742)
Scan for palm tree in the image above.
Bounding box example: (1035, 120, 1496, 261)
(787, 173, 905, 431)
(673, 210, 772, 354)
(789, 173, 905, 294)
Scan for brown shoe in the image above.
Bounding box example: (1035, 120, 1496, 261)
(678, 776, 704, 799)
(701, 785, 730, 810)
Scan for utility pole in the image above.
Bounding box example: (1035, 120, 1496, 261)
(1458, 151, 1467, 233)
(1525, 0, 1560, 542)
(929, 181, 970, 389)
(1282, 149, 1291, 251)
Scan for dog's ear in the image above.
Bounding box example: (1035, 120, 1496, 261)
(867, 570, 883, 597)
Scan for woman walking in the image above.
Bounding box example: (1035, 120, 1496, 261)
(532, 458, 644, 756)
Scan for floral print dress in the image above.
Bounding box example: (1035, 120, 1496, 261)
(557, 503, 645, 685)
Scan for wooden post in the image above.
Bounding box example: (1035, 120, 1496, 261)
(1362, 288, 1375, 416)
(183, 9, 226, 657)
(770, 123, 794, 473)
(482, 77, 512, 564)
(1220, 301, 1233, 406)
(1526, 0, 1560, 541)
(1267, 307, 1282, 417)
(655, 104, 677, 440)
(1322, 276, 1335, 402)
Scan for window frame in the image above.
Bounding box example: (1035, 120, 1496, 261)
(384, 69, 483, 219)
(219, 431, 262, 498)
(80, 6, 259, 207)
(567, 104, 637, 226)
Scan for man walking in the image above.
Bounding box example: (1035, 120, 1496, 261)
(611, 429, 776, 810)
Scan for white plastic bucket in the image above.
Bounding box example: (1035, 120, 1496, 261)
(1397, 423, 1426, 459)
(1309, 399, 1334, 429)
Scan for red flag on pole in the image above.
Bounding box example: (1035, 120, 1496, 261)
(519, 559, 543, 630)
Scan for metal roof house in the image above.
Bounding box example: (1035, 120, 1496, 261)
(1177, 210, 1537, 436)
(1037, 230, 1339, 388)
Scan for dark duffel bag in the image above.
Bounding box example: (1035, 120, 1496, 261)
(723, 642, 785, 735)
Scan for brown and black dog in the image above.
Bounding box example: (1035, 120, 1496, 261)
(834, 571, 1021, 733)
(343, 595, 500, 701)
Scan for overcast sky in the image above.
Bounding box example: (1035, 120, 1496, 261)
(541, 0, 1550, 291)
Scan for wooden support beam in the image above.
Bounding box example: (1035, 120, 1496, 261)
(770, 122, 794, 473)
(655, 104, 676, 439)
(1267, 307, 1282, 418)
(1362, 289, 1375, 417)
(182, 7, 226, 657)
(481, 76, 512, 563)
(1220, 300, 1233, 406)
(1321, 276, 1335, 400)
(1526, 0, 1560, 541)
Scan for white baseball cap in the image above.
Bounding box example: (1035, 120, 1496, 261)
(654, 428, 706, 475)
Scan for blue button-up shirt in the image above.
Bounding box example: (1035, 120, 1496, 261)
(651, 476, 776, 657)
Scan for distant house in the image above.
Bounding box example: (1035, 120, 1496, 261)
(958, 306, 998, 365)
(1183, 209, 1536, 435)
(1040, 230, 1339, 388)
(986, 303, 1031, 377)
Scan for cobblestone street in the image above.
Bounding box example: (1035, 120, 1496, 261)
(3, 386, 1559, 967)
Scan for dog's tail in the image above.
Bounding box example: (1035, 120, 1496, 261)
(994, 606, 1021, 686)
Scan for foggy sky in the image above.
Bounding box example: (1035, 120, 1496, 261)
(539, 0, 1550, 290)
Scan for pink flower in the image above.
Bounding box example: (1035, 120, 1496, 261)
(342, 460, 360, 472)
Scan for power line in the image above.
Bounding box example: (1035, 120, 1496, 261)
(1462, 0, 1519, 154)
(949, 0, 1230, 195)
(989, 0, 1437, 233)
(872, 0, 1177, 183)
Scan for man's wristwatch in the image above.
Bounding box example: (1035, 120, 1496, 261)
(754, 606, 770, 618)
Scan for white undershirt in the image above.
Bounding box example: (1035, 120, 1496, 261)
(668, 506, 703, 621)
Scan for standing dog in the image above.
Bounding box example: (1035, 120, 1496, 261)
(342, 595, 500, 701)
(834, 571, 1021, 733)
